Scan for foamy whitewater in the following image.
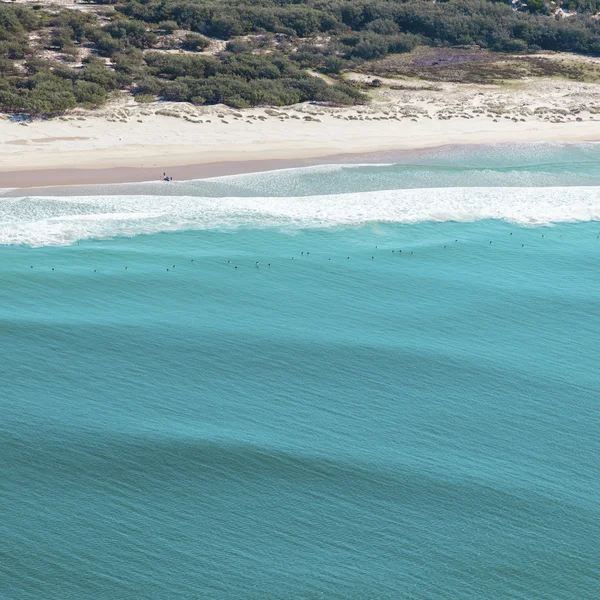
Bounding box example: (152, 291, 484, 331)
(1, 143, 599, 599)
(3, 185, 600, 246)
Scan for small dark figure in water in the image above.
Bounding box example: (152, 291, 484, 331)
(490, 241, 492, 244)
(191, 259, 194, 263)
(301, 252, 304, 256)
(125, 266, 128, 270)
(235, 266, 238, 270)
(444, 246, 447, 249)
(268, 264, 271, 267)
(371, 256, 374, 259)
(347, 256, 350, 259)
(228, 260, 230, 264)
(52, 268, 54, 271)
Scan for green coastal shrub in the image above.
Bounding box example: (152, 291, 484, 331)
(4, 0, 600, 116)
(181, 32, 210, 51)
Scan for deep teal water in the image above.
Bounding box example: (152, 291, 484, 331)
(1, 144, 599, 599)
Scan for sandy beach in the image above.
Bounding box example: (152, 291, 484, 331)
(3, 73, 600, 187)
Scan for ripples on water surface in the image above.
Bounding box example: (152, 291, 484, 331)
(1, 143, 599, 599)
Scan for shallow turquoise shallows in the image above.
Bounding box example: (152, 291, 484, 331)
(1, 143, 599, 599)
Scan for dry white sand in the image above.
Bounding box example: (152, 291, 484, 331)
(2, 76, 600, 180)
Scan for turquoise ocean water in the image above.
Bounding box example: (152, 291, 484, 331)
(1, 143, 599, 599)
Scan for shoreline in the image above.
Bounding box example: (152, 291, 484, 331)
(4, 73, 600, 188)
(3, 131, 600, 190)
(0, 151, 390, 190)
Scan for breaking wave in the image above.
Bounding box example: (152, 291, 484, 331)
(1, 184, 600, 247)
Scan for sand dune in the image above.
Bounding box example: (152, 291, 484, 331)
(2, 75, 600, 186)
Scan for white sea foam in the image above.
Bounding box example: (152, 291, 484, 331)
(1, 186, 600, 246)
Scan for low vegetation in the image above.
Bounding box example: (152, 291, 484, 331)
(2, 0, 600, 116)
(357, 46, 600, 84)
